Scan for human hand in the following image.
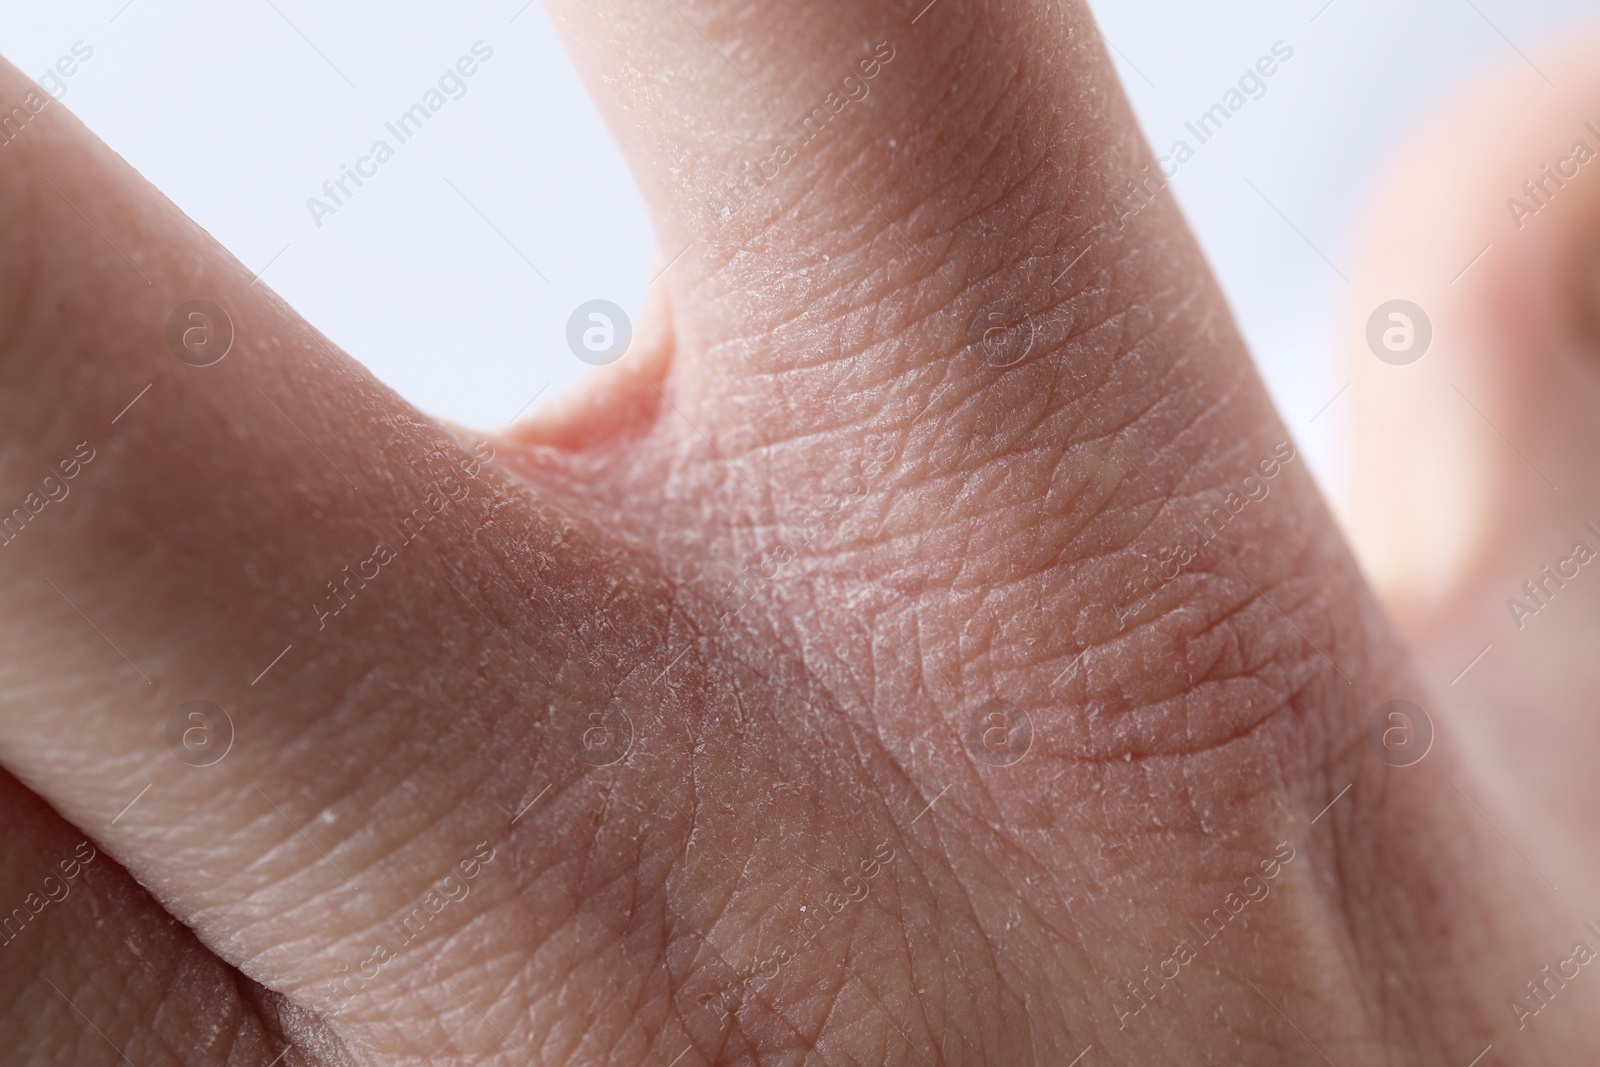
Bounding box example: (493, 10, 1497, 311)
(1, 2, 1597, 1065)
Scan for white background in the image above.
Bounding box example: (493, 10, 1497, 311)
(2, 0, 1595, 510)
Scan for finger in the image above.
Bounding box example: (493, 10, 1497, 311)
(1343, 36, 1600, 621)
(0, 52, 620, 1039)
(545, 0, 1142, 458)
(0, 770, 343, 1066)
(1342, 32, 1600, 885)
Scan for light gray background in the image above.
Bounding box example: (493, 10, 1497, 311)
(3, 0, 1595, 514)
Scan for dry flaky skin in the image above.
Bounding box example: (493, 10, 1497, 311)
(0, 1, 1597, 1065)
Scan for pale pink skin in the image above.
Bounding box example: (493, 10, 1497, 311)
(0, 3, 1597, 1064)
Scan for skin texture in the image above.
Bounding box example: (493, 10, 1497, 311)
(0, 1, 1596, 1064)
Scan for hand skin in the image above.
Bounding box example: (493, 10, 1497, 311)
(0, 2, 1597, 1064)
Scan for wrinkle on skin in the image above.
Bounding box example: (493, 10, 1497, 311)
(7, 3, 1600, 1062)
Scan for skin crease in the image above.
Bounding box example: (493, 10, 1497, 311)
(0, 2, 1597, 1066)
